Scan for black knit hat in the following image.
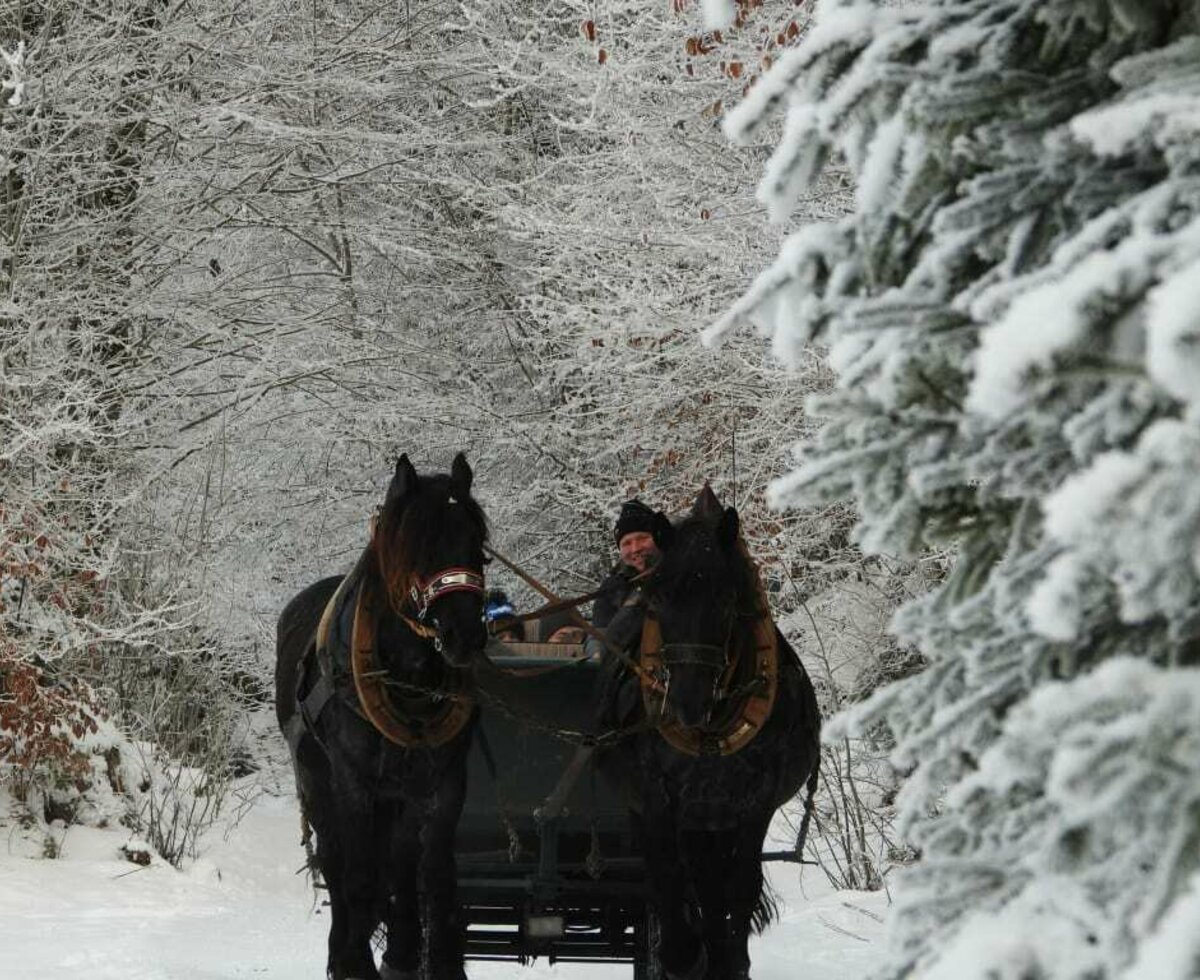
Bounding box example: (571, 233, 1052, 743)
(614, 499, 657, 544)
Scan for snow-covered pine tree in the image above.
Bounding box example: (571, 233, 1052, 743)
(711, 1, 1200, 977)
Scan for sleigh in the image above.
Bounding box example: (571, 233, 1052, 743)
(457, 638, 657, 974)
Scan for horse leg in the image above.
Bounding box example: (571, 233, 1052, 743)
(329, 789, 384, 980)
(417, 771, 468, 980)
(686, 828, 734, 979)
(380, 805, 421, 980)
(642, 814, 706, 980)
(726, 813, 774, 980)
(295, 747, 351, 980)
(314, 816, 349, 980)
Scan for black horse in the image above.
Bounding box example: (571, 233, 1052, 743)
(275, 454, 489, 980)
(598, 487, 821, 980)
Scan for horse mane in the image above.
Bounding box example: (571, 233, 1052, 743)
(372, 474, 489, 609)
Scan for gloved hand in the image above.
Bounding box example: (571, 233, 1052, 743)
(587, 588, 646, 663)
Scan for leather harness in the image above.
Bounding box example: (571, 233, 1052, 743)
(348, 582, 475, 748)
(638, 611, 779, 757)
(286, 544, 484, 755)
(636, 551, 780, 757)
(286, 533, 781, 760)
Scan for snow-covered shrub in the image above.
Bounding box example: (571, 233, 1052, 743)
(1, 2, 244, 848)
(0, 636, 230, 867)
(132, 743, 230, 868)
(715, 1, 1200, 977)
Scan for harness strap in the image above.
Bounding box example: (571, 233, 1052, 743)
(289, 559, 371, 756)
(283, 670, 336, 760)
(316, 550, 372, 673)
(409, 567, 485, 620)
(659, 642, 727, 669)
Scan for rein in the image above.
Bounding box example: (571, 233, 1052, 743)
(502, 585, 610, 627)
(482, 543, 664, 694)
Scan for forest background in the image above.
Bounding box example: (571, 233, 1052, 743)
(11, 2, 1198, 979)
(1, 0, 910, 886)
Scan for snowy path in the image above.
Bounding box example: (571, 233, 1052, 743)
(0, 789, 888, 980)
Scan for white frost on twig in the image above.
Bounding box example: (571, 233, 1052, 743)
(2, 40, 25, 107)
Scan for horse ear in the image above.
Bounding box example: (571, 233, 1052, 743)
(450, 452, 473, 497)
(692, 482, 723, 520)
(390, 453, 418, 501)
(717, 506, 740, 553)
(651, 510, 674, 551)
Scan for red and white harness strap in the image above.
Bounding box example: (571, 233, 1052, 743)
(409, 567, 485, 620)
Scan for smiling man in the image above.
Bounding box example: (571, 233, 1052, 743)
(592, 499, 663, 629)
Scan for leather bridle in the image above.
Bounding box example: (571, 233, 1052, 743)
(654, 614, 734, 706)
(640, 589, 779, 758)
(407, 567, 486, 622)
(369, 510, 487, 638)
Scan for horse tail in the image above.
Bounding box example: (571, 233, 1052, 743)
(750, 877, 779, 934)
(795, 753, 821, 859)
(750, 755, 821, 934)
(300, 808, 315, 867)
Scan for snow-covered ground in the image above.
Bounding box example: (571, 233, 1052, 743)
(0, 783, 889, 980)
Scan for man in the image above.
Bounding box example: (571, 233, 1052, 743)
(592, 499, 663, 628)
(588, 499, 666, 662)
(586, 499, 668, 732)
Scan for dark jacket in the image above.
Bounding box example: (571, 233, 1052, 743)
(592, 564, 637, 628)
(588, 564, 648, 667)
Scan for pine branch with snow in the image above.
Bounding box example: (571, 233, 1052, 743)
(716, 1, 1200, 977)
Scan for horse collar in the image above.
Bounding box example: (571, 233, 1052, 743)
(638, 609, 779, 758)
(350, 590, 473, 748)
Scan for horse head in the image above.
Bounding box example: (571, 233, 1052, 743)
(647, 485, 755, 729)
(373, 452, 489, 667)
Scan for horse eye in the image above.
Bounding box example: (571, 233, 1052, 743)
(481, 555, 493, 566)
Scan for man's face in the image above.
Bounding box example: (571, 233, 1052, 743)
(618, 530, 660, 574)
